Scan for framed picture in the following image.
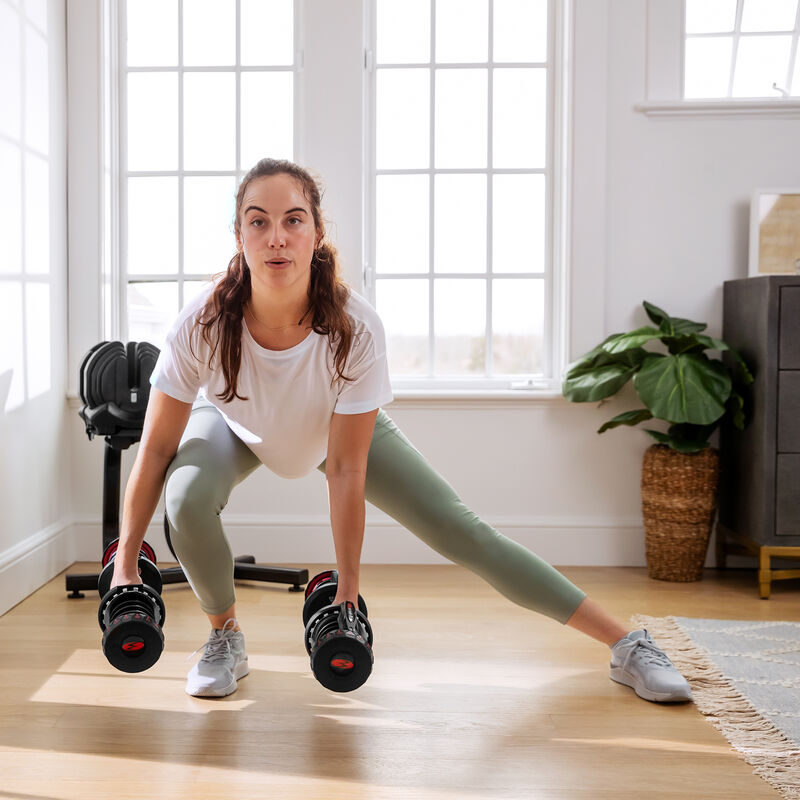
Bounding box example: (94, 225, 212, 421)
(749, 188, 800, 277)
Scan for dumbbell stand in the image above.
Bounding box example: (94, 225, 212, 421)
(66, 436, 308, 598)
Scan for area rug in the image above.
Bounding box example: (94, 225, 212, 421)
(633, 615, 800, 799)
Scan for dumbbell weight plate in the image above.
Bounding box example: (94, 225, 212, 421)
(304, 603, 373, 656)
(98, 583, 166, 632)
(302, 583, 368, 627)
(102, 538, 158, 570)
(310, 628, 374, 693)
(102, 612, 164, 673)
(304, 570, 335, 600)
(97, 556, 162, 598)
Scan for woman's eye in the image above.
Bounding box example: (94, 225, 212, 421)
(288, 217, 301, 225)
(251, 219, 263, 227)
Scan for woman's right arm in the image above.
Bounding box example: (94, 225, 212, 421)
(110, 388, 193, 588)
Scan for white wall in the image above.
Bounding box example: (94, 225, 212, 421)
(60, 0, 800, 601)
(0, 0, 73, 615)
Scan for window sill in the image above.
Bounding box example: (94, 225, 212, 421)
(387, 389, 571, 409)
(634, 99, 800, 119)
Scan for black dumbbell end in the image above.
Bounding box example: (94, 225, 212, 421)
(102, 613, 164, 673)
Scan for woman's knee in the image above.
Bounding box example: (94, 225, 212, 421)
(164, 463, 224, 536)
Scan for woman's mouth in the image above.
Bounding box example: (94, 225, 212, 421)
(267, 258, 290, 267)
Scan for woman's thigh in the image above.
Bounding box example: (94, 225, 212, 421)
(318, 409, 585, 623)
(165, 402, 262, 524)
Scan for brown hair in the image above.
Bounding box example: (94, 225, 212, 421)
(191, 158, 353, 403)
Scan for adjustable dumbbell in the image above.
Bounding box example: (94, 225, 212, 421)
(302, 569, 368, 626)
(97, 539, 165, 673)
(303, 571, 374, 692)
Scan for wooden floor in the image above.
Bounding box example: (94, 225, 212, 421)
(1, 563, 798, 800)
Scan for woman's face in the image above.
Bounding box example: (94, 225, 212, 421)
(236, 173, 320, 294)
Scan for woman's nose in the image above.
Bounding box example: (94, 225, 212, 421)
(267, 226, 286, 248)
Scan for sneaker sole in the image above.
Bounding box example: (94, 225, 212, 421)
(186, 660, 250, 698)
(609, 667, 692, 703)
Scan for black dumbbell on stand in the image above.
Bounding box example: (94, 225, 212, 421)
(97, 538, 166, 673)
(302, 570, 374, 692)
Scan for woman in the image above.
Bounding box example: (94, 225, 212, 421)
(110, 158, 691, 704)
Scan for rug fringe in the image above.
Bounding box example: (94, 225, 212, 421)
(633, 614, 800, 800)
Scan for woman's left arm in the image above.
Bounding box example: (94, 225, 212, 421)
(325, 408, 379, 605)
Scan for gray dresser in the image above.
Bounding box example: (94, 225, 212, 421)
(717, 275, 800, 596)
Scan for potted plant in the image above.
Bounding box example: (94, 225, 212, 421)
(562, 301, 753, 581)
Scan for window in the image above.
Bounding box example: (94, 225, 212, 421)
(121, 0, 297, 346)
(684, 0, 800, 99)
(367, 0, 561, 390)
(114, 0, 568, 393)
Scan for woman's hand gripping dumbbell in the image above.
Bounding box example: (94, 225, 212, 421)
(97, 538, 166, 673)
(302, 570, 374, 692)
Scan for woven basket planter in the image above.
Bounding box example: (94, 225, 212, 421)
(640, 444, 720, 582)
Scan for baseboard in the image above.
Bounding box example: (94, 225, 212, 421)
(71, 513, 650, 567)
(0, 519, 76, 617)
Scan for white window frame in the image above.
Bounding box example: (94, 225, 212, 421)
(363, 0, 572, 395)
(68, 0, 584, 402)
(637, 0, 800, 118)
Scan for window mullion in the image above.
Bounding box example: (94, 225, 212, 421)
(727, 0, 744, 97)
(119, 0, 129, 341)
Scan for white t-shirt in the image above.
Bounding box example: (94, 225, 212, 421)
(149, 282, 394, 478)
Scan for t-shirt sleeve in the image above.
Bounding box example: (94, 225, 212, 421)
(149, 316, 202, 404)
(334, 330, 394, 415)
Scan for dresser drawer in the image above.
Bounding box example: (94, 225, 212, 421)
(780, 287, 800, 369)
(778, 371, 800, 452)
(776, 455, 800, 537)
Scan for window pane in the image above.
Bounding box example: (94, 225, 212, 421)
(434, 174, 486, 273)
(741, 0, 798, 32)
(435, 69, 487, 168)
(684, 37, 732, 98)
(183, 73, 236, 170)
(0, 281, 24, 411)
(493, 68, 546, 168)
(434, 279, 485, 375)
(25, 153, 48, 275)
(127, 73, 178, 171)
(436, 0, 487, 63)
(792, 49, 800, 95)
(493, 174, 545, 274)
(184, 176, 237, 276)
(0, 140, 21, 274)
(376, 279, 429, 374)
(25, 282, 50, 398)
(127, 0, 177, 67)
(0, 0, 21, 139)
(684, 0, 737, 34)
(733, 36, 792, 97)
(184, 279, 213, 309)
(377, 0, 430, 64)
(241, 72, 294, 168)
(128, 177, 178, 277)
(241, 0, 294, 66)
(376, 174, 429, 274)
(492, 279, 543, 375)
(376, 69, 430, 169)
(494, 0, 547, 63)
(183, 0, 235, 66)
(128, 282, 178, 347)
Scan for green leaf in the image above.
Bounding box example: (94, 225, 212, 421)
(601, 327, 662, 354)
(727, 345, 754, 385)
(664, 332, 730, 355)
(643, 301, 670, 327)
(667, 421, 718, 443)
(633, 353, 731, 424)
(564, 333, 625, 374)
(644, 429, 711, 454)
(597, 408, 653, 434)
(562, 356, 641, 402)
(725, 390, 746, 430)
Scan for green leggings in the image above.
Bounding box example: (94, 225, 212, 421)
(164, 404, 587, 623)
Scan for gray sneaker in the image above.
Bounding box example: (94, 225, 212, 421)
(610, 629, 692, 703)
(186, 618, 249, 697)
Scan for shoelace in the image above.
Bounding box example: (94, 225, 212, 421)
(187, 627, 239, 663)
(621, 636, 674, 672)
